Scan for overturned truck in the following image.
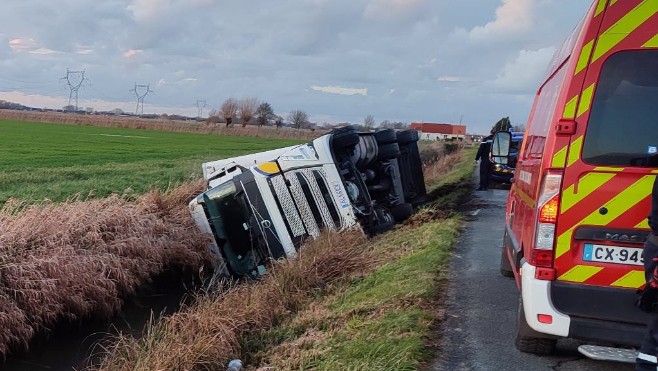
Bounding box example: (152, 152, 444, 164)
(189, 126, 426, 278)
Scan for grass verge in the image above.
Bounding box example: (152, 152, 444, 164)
(254, 217, 462, 370)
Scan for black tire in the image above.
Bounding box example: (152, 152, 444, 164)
(396, 130, 419, 144)
(515, 298, 557, 355)
(374, 129, 397, 145)
(332, 127, 359, 149)
(377, 143, 401, 160)
(368, 208, 395, 235)
(390, 203, 413, 222)
(500, 241, 514, 278)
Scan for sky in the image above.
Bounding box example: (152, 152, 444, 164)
(0, 0, 592, 134)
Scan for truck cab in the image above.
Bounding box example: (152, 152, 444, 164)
(189, 126, 426, 278)
(498, 0, 658, 355)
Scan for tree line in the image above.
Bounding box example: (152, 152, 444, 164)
(208, 97, 409, 131)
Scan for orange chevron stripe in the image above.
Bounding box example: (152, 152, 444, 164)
(555, 175, 655, 258)
(592, 1, 658, 62)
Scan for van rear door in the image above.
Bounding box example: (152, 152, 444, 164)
(551, 1, 658, 323)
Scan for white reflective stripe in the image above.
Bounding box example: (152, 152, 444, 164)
(638, 352, 657, 364)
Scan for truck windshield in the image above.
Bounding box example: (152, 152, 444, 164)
(203, 181, 254, 274)
(583, 50, 658, 167)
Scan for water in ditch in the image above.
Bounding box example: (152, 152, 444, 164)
(1, 269, 200, 370)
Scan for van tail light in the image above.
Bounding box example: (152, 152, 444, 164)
(531, 171, 562, 278)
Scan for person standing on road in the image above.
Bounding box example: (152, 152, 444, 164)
(635, 176, 658, 370)
(475, 130, 494, 191)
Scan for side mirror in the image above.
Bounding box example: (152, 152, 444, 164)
(491, 131, 511, 165)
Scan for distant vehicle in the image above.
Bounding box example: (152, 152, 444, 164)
(495, 0, 658, 360)
(189, 126, 426, 278)
(489, 131, 523, 184)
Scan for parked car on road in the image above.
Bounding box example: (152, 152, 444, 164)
(489, 131, 523, 184)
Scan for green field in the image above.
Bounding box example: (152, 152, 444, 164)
(0, 120, 302, 204)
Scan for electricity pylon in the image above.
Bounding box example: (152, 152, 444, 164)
(61, 69, 86, 111)
(195, 99, 207, 118)
(131, 83, 152, 115)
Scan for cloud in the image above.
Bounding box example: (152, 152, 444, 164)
(489, 47, 556, 93)
(437, 76, 463, 82)
(9, 37, 38, 52)
(364, 0, 428, 21)
(0, 0, 592, 134)
(0, 35, 11, 57)
(311, 85, 368, 96)
(467, 0, 534, 41)
(127, 0, 171, 22)
(123, 49, 143, 58)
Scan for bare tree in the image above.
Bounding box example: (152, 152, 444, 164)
(239, 97, 258, 127)
(512, 123, 526, 132)
(364, 115, 375, 130)
(220, 98, 239, 127)
(274, 115, 284, 129)
(288, 109, 309, 130)
(256, 102, 274, 127)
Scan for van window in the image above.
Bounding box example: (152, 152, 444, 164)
(523, 62, 568, 160)
(583, 50, 658, 167)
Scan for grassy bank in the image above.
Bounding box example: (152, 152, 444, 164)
(94, 145, 476, 370)
(251, 216, 462, 370)
(0, 119, 301, 204)
(249, 146, 477, 370)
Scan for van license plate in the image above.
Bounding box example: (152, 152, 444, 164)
(582, 244, 644, 266)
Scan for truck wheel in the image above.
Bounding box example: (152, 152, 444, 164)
(374, 129, 397, 145)
(369, 208, 395, 235)
(500, 242, 514, 278)
(377, 143, 401, 160)
(396, 130, 419, 144)
(515, 298, 557, 355)
(391, 203, 413, 222)
(332, 127, 359, 149)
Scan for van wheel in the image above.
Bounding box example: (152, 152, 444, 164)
(500, 243, 514, 278)
(515, 298, 557, 355)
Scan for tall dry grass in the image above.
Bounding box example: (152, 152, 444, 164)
(0, 181, 211, 357)
(421, 142, 464, 185)
(94, 231, 370, 371)
(0, 110, 322, 141)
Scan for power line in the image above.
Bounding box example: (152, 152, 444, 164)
(130, 83, 153, 115)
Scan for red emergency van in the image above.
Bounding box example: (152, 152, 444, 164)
(497, 0, 658, 355)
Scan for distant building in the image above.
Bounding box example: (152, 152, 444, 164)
(409, 122, 467, 141)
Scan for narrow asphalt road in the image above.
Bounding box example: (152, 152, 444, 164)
(430, 185, 635, 371)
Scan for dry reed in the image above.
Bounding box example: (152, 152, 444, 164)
(0, 181, 211, 356)
(422, 148, 464, 186)
(94, 230, 369, 371)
